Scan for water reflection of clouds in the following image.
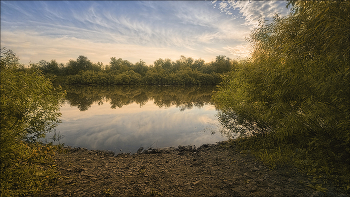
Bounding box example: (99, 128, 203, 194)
(61, 100, 161, 120)
(51, 99, 228, 153)
(202, 105, 217, 111)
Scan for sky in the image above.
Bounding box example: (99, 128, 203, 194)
(1, 1, 290, 66)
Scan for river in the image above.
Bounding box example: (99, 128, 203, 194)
(45, 85, 236, 153)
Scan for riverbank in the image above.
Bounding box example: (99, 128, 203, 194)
(41, 140, 347, 196)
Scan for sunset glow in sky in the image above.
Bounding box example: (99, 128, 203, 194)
(1, 1, 290, 66)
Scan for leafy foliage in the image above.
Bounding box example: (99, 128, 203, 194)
(214, 1, 350, 192)
(30, 55, 235, 86)
(0, 48, 65, 195)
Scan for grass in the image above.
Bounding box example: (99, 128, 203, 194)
(227, 135, 350, 195)
(0, 142, 65, 196)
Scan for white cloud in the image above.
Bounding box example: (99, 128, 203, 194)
(214, 0, 290, 27)
(1, 1, 266, 65)
(204, 47, 225, 54)
(198, 32, 221, 43)
(223, 44, 252, 59)
(1, 31, 205, 65)
(51, 99, 228, 153)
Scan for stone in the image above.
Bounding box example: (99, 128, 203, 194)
(44, 143, 341, 197)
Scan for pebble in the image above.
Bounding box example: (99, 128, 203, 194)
(42, 142, 347, 197)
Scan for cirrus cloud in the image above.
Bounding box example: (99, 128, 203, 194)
(1, 1, 290, 65)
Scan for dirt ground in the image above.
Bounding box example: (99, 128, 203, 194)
(44, 141, 345, 197)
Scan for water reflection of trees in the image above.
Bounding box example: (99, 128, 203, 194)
(63, 85, 216, 111)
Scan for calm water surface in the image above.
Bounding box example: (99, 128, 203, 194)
(46, 85, 235, 153)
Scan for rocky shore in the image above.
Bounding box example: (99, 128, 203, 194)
(44, 141, 344, 197)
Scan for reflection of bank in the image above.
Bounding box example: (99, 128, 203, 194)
(62, 85, 217, 111)
(200, 115, 240, 140)
(45, 86, 228, 154)
(216, 110, 269, 139)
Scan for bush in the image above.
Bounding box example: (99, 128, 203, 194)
(0, 48, 65, 195)
(214, 1, 350, 192)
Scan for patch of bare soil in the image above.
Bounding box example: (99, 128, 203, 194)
(44, 141, 339, 197)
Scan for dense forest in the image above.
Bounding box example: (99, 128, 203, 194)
(214, 0, 350, 192)
(33, 55, 236, 85)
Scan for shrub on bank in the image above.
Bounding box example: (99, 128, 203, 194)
(214, 1, 350, 193)
(0, 48, 65, 195)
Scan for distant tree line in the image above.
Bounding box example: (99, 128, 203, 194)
(32, 55, 237, 85)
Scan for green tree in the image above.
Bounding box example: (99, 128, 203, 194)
(76, 55, 93, 71)
(0, 48, 65, 195)
(209, 56, 234, 74)
(172, 55, 194, 72)
(133, 60, 149, 76)
(154, 58, 172, 73)
(144, 67, 167, 85)
(214, 0, 350, 190)
(64, 55, 94, 75)
(45, 60, 60, 75)
(191, 59, 205, 71)
(109, 57, 131, 72)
